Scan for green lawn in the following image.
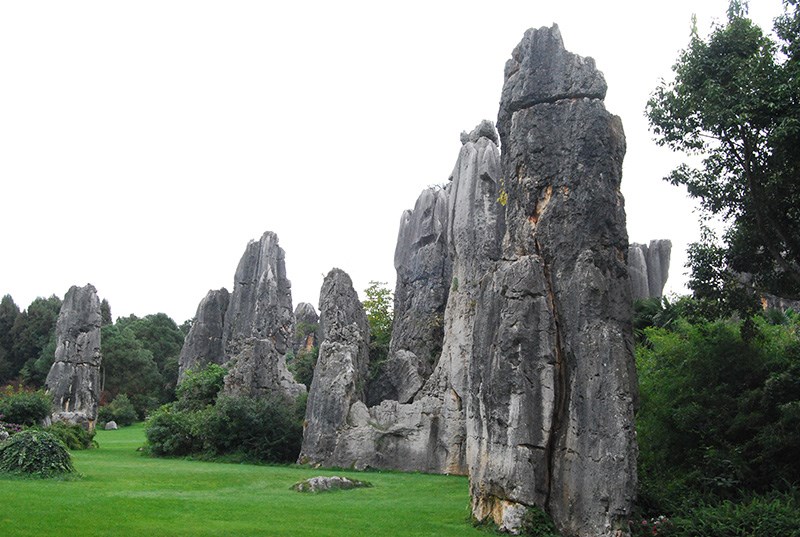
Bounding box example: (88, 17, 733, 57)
(1, 425, 485, 537)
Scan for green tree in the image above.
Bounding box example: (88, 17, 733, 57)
(362, 281, 393, 371)
(100, 324, 162, 417)
(646, 1, 800, 309)
(8, 296, 61, 385)
(115, 313, 185, 401)
(100, 299, 113, 326)
(0, 295, 20, 383)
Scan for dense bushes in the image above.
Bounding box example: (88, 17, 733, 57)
(0, 429, 74, 477)
(97, 393, 138, 427)
(0, 386, 51, 426)
(46, 422, 96, 450)
(145, 364, 306, 463)
(635, 299, 800, 534)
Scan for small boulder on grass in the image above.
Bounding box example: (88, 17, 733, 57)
(292, 476, 372, 493)
(0, 429, 74, 478)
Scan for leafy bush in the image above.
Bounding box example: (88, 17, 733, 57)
(144, 405, 207, 457)
(97, 393, 138, 426)
(0, 429, 74, 477)
(288, 347, 317, 389)
(669, 493, 800, 537)
(174, 364, 226, 411)
(637, 315, 800, 512)
(45, 422, 96, 450)
(144, 392, 306, 463)
(520, 506, 561, 537)
(0, 386, 51, 426)
(203, 394, 304, 463)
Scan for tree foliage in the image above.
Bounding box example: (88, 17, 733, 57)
(362, 281, 393, 369)
(636, 310, 800, 513)
(647, 1, 800, 306)
(8, 296, 61, 385)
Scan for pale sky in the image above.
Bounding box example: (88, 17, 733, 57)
(0, 0, 786, 323)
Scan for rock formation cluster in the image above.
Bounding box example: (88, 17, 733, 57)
(45, 284, 103, 430)
(629, 240, 672, 300)
(177, 23, 641, 537)
(297, 25, 638, 537)
(178, 231, 305, 399)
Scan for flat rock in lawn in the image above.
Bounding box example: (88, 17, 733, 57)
(292, 475, 371, 493)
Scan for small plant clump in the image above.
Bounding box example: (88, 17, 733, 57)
(0, 429, 74, 478)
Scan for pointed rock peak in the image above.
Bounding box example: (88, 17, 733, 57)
(459, 119, 499, 145)
(499, 24, 607, 134)
(294, 302, 319, 323)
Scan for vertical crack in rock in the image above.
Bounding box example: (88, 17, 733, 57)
(45, 284, 102, 430)
(469, 25, 637, 537)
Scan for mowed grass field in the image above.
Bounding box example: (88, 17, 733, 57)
(0, 425, 487, 537)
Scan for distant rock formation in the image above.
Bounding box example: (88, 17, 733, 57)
(223, 232, 305, 399)
(292, 302, 319, 355)
(629, 240, 672, 300)
(367, 186, 451, 405)
(468, 25, 637, 536)
(178, 288, 229, 380)
(45, 284, 102, 430)
(298, 268, 370, 465)
(177, 231, 305, 400)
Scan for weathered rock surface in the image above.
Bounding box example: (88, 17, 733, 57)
(104, 420, 118, 430)
(300, 122, 504, 474)
(468, 25, 637, 537)
(298, 268, 370, 465)
(367, 186, 451, 405)
(178, 288, 229, 380)
(629, 240, 672, 300)
(292, 302, 319, 355)
(292, 475, 372, 493)
(45, 284, 102, 430)
(222, 231, 306, 399)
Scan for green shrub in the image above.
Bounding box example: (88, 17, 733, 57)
(98, 393, 138, 426)
(0, 429, 74, 477)
(670, 493, 800, 537)
(46, 422, 97, 450)
(144, 405, 206, 457)
(202, 394, 304, 463)
(174, 364, 227, 411)
(0, 387, 51, 426)
(144, 392, 306, 463)
(288, 347, 317, 389)
(636, 315, 800, 512)
(520, 506, 561, 537)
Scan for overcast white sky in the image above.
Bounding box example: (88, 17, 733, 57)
(0, 0, 787, 323)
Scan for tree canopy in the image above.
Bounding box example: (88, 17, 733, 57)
(647, 0, 800, 309)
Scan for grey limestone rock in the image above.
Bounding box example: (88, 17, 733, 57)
(104, 420, 118, 430)
(301, 122, 504, 475)
(292, 302, 319, 355)
(628, 240, 672, 301)
(468, 25, 637, 537)
(292, 475, 371, 493)
(298, 268, 370, 466)
(222, 231, 306, 399)
(178, 288, 229, 381)
(45, 284, 102, 430)
(367, 186, 451, 405)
